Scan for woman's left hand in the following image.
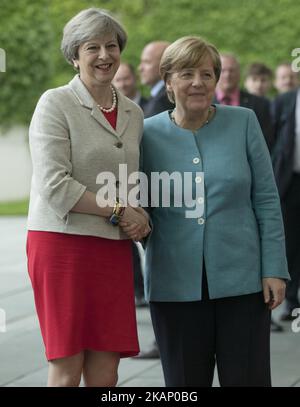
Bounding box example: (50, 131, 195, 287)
(120, 221, 151, 241)
(119, 207, 151, 241)
(262, 278, 286, 310)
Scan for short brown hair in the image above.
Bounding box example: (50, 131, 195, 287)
(245, 63, 273, 79)
(159, 36, 221, 102)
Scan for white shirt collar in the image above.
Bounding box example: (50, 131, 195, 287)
(150, 80, 165, 98)
(132, 92, 142, 105)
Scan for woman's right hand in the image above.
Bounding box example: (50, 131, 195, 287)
(119, 207, 151, 241)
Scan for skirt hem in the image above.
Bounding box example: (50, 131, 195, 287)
(46, 347, 140, 361)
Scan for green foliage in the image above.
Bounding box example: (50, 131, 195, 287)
(0, 0, 300, 127)
(0, 0, 54, 127)
(0, 199, 29, 216)
(119, 0, 300, 71)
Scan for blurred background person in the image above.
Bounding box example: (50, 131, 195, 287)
(113, 62, 148, 110)
(244, 62, 273, 98)
(274, 62, 299, 94)
(215, 53, 274, 151)
(113, 62, 148, 308)
(272, 84, 300, 322)
(139, 41, 174, 118)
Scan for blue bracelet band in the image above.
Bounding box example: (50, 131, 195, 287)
(109, 212, 121, 226)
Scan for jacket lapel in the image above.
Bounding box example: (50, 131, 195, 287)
(91, 105, 119, 136)
(69, 74, 131, 139)
(115, 88, 131, 137)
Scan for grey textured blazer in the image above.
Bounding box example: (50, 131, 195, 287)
(27, 74, 144, 239)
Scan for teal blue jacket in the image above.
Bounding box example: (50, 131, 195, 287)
(141, 105, 289, 302)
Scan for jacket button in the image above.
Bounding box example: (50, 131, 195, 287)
(115, 141, 123, 148)
(193, 158, 200, 164)
(195, 176, 202, 183)
(198, 218, 205, 225)
(197, 197, 204, 204)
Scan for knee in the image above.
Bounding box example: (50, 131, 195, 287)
(107, 372, 118, 387)
(48, 372, 82, 387)
(85, 371, 118, 387)
(102, 371, 118, 387)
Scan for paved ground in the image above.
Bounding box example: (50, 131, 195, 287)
(0, 216, 299, 387)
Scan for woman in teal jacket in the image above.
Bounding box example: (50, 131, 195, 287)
(139, 36, 289, 387)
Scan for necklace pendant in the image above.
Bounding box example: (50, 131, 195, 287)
(170, 106, 212, 129)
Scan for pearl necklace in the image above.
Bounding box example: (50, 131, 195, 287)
(97, 86, 117, 113)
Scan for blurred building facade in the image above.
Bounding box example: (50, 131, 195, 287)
(0, 127, 32, 201)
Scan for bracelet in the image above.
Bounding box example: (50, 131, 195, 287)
(109, 198, 125, 226)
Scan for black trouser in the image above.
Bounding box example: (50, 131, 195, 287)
(132, 243, 144, 300)
(282, 174, 300, 311)
(150, 270, 271, 387)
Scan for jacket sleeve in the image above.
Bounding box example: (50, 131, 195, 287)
(29, 90, 87, 220)
(246, 109, 290, 280)
(139, 138, 153, 249)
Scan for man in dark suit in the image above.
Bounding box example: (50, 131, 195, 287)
(272, 87, 300, 320)
(215, 54, 274, 151)
(244, 62, 273, 98)
(274, 62, 299, 95)
(139, 41, 174, 118)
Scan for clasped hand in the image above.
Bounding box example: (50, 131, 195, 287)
(119, 207, 151, 242)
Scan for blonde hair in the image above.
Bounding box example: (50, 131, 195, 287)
(160, 36, 221, 103)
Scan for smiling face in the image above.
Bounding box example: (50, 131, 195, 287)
(74, 33, 121, 88)
(166, 55, 217, 114)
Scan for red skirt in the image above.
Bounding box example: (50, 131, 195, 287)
(26, 231, 140, 361)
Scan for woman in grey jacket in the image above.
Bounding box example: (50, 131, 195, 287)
(27, 8, 150, 387)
